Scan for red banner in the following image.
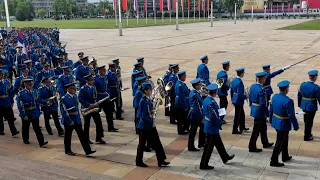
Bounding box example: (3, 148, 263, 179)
(197, 0, 200, 11)
(113, 0, 116, 10)
(160, 0, 163, 11)
(174, 0, 176, 10)
(122, 0, 127, 10)
(206, 0, 209, 11)
(181, 0, 183, 9)
(144, 0, 148, 11)
(188, 0, 190, 10)
(167, 0, 170, 11)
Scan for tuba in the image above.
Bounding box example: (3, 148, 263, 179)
(150, 78, 173, 120)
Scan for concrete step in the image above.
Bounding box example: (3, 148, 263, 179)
(0, 155, 119, 180)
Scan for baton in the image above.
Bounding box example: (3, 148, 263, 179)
(290, 53, 320, 68)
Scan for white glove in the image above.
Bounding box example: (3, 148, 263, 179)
(282, 65, 291, 70)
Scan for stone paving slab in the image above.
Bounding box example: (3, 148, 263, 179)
(0, 19, 320, 179)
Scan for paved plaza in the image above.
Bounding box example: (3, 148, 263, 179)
(1, 19, 320, 179)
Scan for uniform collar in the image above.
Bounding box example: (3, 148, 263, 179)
(67, 92, 74, 98)
(86, 84, 93, 88)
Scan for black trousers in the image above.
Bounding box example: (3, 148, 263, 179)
(188, 119, 205, 149)
(303, 111, 316, 139)
(100, 101, 115, 130)
(169, 95, 176, 124)
(134, 109, 138, 133)
(175, 108, 189, 134)
(271, 130, 289, 162)
(164, 96, 170, 117)
(219, 96, 228, 121)
(83, 112, 104, 142)
(248, 118, 269, 150)
(43, 111, 64, 134)
(200, 134, 229, 167)
(0, 106, 18, 135)
(115, 93, 123, 118)
(136, 128, 166, 163)
(233, 104, 245, 132)
(64, 124, 92, 153)
(22, 117, 44, 144)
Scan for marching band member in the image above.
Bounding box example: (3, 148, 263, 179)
(60, 82, 96, 156)
(108, 62, 123, 120)
(0, 69, 19, 136)
(231, 68, 249, 134)
(136, 82, 170, 168)
(200, 83, 234, 170)
(168, 64, 179, 124)
(133, 76, 147, 134)
(175, 71, 190, 135)
(163, 64, 173, 116)
(34, 54, 46, 72)
(35, 62, 55, 88)
(248, 72, 274, 153)
(187, 78, 205, 151)
(135, 57, 147, 76)
(132, 70, 144, 97)
(95, 65, 118, 132)
(298, 70, 320, 141)
(131, 62, 143, 92)
(38, 77, 64, 136)
(16, 78, 48, 147)
(72, 52, 84, 70)
(14, 46, 27, 77)
(262, 64, 291, 106)
(54, 58, 65, 79)
(270, 80, 299, 167)
(57, 66, 74, 97)
(13, 66, 32, 95)
(216, 61, 230, 124)
(24, 60, 37, 78)
(113, 59, 124, 114)
(31, 45, 43, 66)
(197, 55, 210, 86)
(63, 52, 73, 67)
(78, 74, 106, 144)
(75, 56, 90, 88)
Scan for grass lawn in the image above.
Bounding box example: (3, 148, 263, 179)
(0, 18, 212, 29)
(278, 20, 320, 30)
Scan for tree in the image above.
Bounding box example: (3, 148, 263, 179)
(222, 0, 243, 16)
(37, 9, 46, 19)
(15, 0, 34, 21)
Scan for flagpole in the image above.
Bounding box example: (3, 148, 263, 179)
(3, 0, 10, 27)
(115, 1, 118, 27)
(193, 0, 195, 21)
(118, 0, 123, 36)
(234, 3, 236, 24)
(198, 0, 200, 21)
(170, 10, 172, 23)
(210, 1, 213, 27)
(182, 0, 184, 22)
(127, 10, 129, 27)
(154, 0, 156, 24)
(146, 6, 148, 24)
(176, 0, 179, 30)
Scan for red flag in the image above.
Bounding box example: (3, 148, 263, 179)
(287, 3, 291, 10)
(167, 0, 170, 11)
(181, 0, 184, 9)
(122, 0, 127, 10)
(160, 0, 163, 11)
(174, 0, 176, 10)
(188, 0, 190, 10)
(197, 0, 200, 11)
(144, 0, 147, 11)
(206, 0, 209, 11)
